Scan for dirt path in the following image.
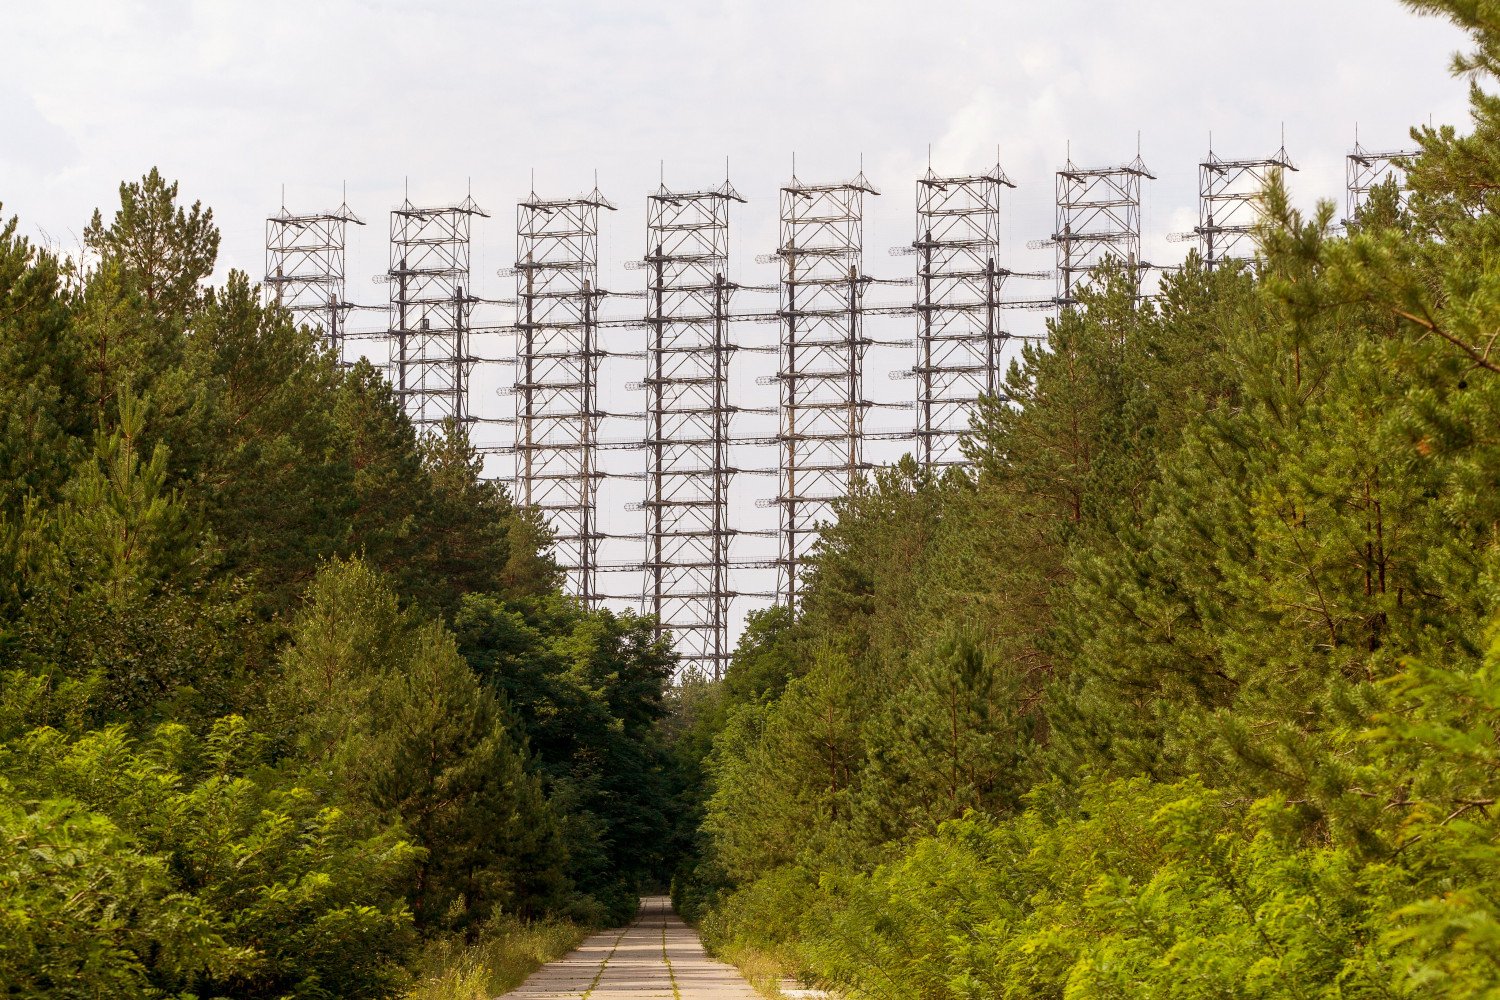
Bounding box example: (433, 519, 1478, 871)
(506, 896, 762, 1000)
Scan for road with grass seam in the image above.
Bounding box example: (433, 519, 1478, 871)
(506, 897, 761, 1000)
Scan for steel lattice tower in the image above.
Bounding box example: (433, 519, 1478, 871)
(1052, 155, 1154, 306)
(265, 202, 364, 358)
(1194, 146, 1296, 267)
(515, 187, 616, 607)
(643, 181, 745, 678)
(773, 172, 878, 607)
(913, 165, 1013, 467)
(389, 196, 487, 429)
(1347, 141, 1418, 222)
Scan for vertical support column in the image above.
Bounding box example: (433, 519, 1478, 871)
(774, 171, 878, 608)
(388, 196, 487, 430)
(643, 181, 745, 679)
(913, 164, 1013, 467)
(1052, 155, 1154, 307)
(1194, 146, 1296, 268)
(514, 187, 617, 607)
(1346, 142, 1418, 222)
(265, 201, 364, 359)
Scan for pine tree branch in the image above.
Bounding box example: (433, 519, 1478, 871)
(1442, 798, 1496, 824)
(1391, 307, 1500, 374)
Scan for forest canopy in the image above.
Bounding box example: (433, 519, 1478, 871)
(0, 168, 684, 998)
(669, 2, 1500, 997)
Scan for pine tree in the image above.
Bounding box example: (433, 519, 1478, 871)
(413, 420, 558, 615)
(166, 270, 354, 614)
(0, 211, 82, 520)
(274, 559, 566, 927)
(82, 167, 218, 326)
(853, 630, 1034, 843)
(705, 646, 868, 879)
(11, 385, 246, 726)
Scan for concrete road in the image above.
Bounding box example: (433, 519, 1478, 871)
(506, 896, 763, 1000)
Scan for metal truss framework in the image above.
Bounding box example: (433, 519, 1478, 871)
(913, 165, 1012, 466)
(265, 203, 364, 357)
(1195, 146, 1296, 267)
(773, 173, 878, 606)
(1052, 156, 1154, 305)
(1347, 142, 1418, 222)
(310, 146, 1382, 670)
(515, 188, 617, 607)
(643, 181, 745, 678)
(389, 197, 487, 429)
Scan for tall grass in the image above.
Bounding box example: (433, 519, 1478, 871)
(702, 940, 788, 1000)
(405, 917, 588, 1000)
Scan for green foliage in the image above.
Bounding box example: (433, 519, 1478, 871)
(851, 629, 1035, 845)
(166, 270, 352, 613)
(276, 559, 567, 929)
(0, 790, 237, 1000)
(1372, 616, 1500, 996)
(721, 604, 802, 706)
(1, 718, 418, 999)
(0, 164, 678, 998)
(0, 210, 81, 523)
(453, 591, 676, 921)
(7, 386, 248, 728)
(705, 645, 868, 880)
(82, 167, 219, 327)
(679, 6, 1500, 997)
(794, 779, 1409, 1000)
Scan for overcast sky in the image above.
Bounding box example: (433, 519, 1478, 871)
(3, 1, 1474, 285)
(1, 0, 1478, 628)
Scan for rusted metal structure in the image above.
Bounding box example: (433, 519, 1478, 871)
(265, 201, 364, 358)
(771, 172, 878, 606)
(514, 187, 617, 607)
(1194, 145, 1296, 267)
(642, 180, 745, 678)
(1049, 155, 1154, 306)
(1346, 141, 1418, 222)
(283, 150, 1250, 672)
(388, 196, 487, 429)
(912, 164, 1012, 466)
